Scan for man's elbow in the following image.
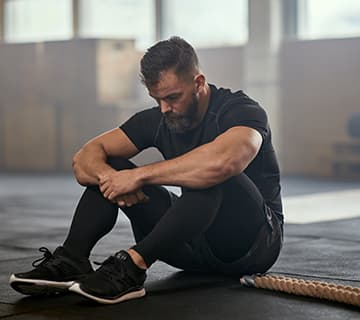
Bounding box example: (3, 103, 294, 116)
(219, 149, 257, 178)
(72, 149, 88, 186)
(73, 168, 90, 186)
(211, 157, 236, 182)
(218, 160, 237, 180)
(72, 149, 82, 174)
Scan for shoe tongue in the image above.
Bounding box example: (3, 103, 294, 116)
(114, 250, 129, 261)
(113, 250, 146, 274)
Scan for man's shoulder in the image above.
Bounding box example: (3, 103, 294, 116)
(136, 106, 161, 115)
(210, 84, 262, 114)
(131, 106, 162, 121)
(121, 106, 161, 131)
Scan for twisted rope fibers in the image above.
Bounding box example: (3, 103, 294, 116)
(240, 274, 360, 308)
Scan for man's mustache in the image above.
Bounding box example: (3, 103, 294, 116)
(164, 112, 185, 121)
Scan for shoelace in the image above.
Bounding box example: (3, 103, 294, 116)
(31, 247, 53, 268)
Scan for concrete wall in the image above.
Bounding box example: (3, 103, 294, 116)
(1, 37, 360, 177)
(0, 39, 140, 171)
(197, 46, 246, 91)
(196, 39, 360, 179)
(280, 37, 360, 178)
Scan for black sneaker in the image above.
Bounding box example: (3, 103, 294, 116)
(69, 250, 146, 304)
(9, 246, 94, 296)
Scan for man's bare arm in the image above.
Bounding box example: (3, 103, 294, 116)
(100, 126, 262, 201)
(136, 126, 262, 189)
(72, 128, 139, 186)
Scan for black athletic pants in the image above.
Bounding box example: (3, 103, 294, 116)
(63, 157, 283, 275)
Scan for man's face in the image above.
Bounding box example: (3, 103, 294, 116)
(147, 70, 200, 133)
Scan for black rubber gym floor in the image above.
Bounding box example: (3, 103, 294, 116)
(0, 174, 359, 319)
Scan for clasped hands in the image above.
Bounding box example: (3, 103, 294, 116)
(99, 169, 149, 207)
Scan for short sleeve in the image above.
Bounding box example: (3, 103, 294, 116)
(119, 107, 161, 151)
(217, 102, 269, 140)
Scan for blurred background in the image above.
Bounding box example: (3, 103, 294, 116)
(0, 0, 359, 179)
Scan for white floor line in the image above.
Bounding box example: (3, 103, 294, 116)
(283, 189, 360, 224)
(165, 186, 360, 224)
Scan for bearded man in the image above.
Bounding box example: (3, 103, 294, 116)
(10, 36, 283, 305)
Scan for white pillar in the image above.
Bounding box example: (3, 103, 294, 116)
(0, 0, 4, 42)
(244, 0, 285, 163)
(155, 0, 163, 41)
(72, 0, 80, 38)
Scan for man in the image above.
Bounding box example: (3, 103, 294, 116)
(9, 37, 283, 304)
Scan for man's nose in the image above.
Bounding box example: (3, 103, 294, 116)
(159, 100, 172, 114)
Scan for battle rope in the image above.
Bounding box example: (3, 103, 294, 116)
(240, 274, 360, 308)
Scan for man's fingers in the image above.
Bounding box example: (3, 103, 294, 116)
(127, 194, 139, 206)
(103, 188, 113, 199)
(116, 195, 129, 207)
(99, 180, 111, 194)
(115, 191, 149, 207)
(116, 197, 126, 207)
(99, 184, 106, 194)
(108, 191, 118, 201)
(100, 180, 117, 200)
(116, 194, 136, 207)
(135, 190, 150, 203)
(98, 178, 108, 188)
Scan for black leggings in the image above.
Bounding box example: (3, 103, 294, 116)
(63, 158, 267, 267)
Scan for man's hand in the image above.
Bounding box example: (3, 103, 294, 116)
(99, 169, 148, 206)
(72, 128, 140, 186)
(114, 190, 150, 207)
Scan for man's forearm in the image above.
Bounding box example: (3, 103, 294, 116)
(72, 144, 115, 186)
(134, 127, 261, 190)
(135, 143, 235, 189)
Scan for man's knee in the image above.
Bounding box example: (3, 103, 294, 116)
(181, 185, 223, 210)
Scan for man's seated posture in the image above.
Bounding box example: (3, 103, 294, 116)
(9, 37, 283, 304)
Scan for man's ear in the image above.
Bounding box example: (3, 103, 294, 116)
(194, 74, 206, 91)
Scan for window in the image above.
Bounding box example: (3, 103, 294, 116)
(4, 0, 72, 42)
(79, 0, 155, 50)
(298, 0, 360, 39)
(162, 0, 248, 47)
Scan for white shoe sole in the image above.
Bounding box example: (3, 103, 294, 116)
(69, 282, 146, 304)
(9, 274, 74, 295)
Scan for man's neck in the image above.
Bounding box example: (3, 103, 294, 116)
(197, 82, 211, 123)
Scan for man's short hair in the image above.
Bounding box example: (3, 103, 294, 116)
(140, 36, 199, 86)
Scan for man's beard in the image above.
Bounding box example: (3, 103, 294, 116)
(163, 93, 199, 134)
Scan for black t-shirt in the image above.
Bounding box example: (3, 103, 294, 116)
(120, 84, 282, 215)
